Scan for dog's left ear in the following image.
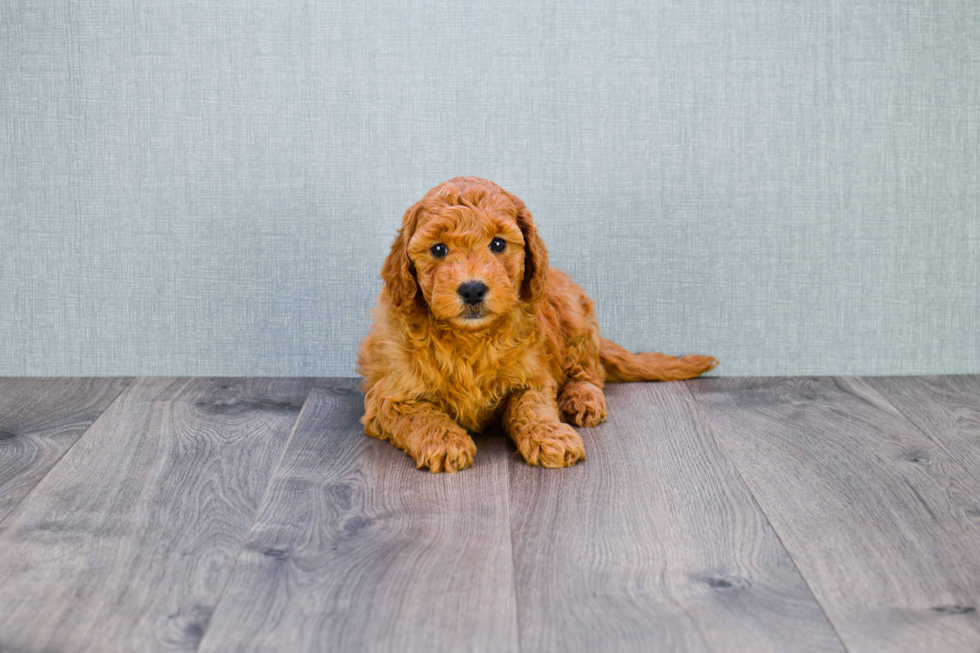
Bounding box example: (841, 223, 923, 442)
(511, 197, 549, 303)
(381, 200, 427, 316)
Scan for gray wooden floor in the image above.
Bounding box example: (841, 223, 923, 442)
(0, 377, 977, 652)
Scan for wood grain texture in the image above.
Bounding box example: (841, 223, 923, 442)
(689, 376, 980, 653)
(198, 378, 519, 653)
(0, 377, 313, 653)
(864, 375, 980, 498)
(508, 381, 844, 653)
(0, 377, 132, 523)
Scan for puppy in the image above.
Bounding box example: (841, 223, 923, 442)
(358, 177, 717, 473)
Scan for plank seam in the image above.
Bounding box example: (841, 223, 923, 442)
(0, 377, 134, 530)
(683, 380, 854, 653)
(852, 376, 947, 452)
(194, 378, 318, 653)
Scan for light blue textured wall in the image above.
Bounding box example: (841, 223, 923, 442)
(1, 0, 978, 377)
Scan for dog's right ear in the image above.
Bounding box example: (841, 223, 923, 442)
(381, 200, 426, 315)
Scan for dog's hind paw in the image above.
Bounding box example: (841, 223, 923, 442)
(558, 380, 608, 427)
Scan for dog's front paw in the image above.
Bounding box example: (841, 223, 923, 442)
(515, 422, 585, 468)
(558, 380, 607, 427)
(410, 428, 477, 474)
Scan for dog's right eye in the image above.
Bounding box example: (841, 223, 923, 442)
(430, 243, 448, 258)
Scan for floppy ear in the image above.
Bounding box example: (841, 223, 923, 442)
(513, 199, 549, 302)
(381, 200, 426, 314)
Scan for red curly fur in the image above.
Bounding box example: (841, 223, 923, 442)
(358, 177, 718, 473)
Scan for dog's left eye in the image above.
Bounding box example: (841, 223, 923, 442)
(489, 237, 506, 253)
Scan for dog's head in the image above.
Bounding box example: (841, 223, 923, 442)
(381, 177, 548, 329)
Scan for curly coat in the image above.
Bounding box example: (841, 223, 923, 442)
(358, 177, 717, 473)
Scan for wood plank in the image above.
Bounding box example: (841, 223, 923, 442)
(864, 375, 980, 492)
(0, 377, 313, 653)
(0, 377, 132, 523)
(198, 378, 520, 653)
(689, 376, 980, 653)
(508, 381, 844, 653)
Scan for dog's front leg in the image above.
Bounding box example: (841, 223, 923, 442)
(364, 396, 476, 473)
(503, 387, 586, 468)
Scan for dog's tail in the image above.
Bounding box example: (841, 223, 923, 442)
(600, 338, 718, 383)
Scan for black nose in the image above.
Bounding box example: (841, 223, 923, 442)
(458, 281, 488, 306)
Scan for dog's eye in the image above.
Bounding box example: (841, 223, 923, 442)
(430, 243, 448, 258)
(489, 237, 506, 253)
